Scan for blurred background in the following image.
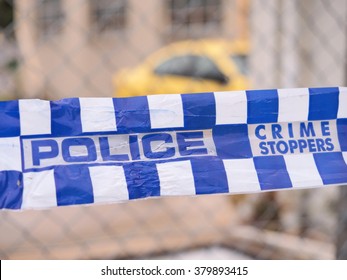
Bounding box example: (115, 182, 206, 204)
(0, 0, 346, 259)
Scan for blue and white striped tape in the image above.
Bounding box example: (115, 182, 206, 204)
(0, 87, 346, 210)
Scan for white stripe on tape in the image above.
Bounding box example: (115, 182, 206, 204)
(223, 158, 261, 193)
(79, 98, 117, 133)
(343, 152, 347, 165)
(148, 94, 184, 129)
(278, 88, 309, 122)
(89, 165, 128, 203)
(0, 137, 21, 171)
(157, 160, 196, 196)
(214, 91, 247, 124)
(22, 169, 57, 209)
(19, 99, 51, 135)
(284, 154, 323, 189)
(338, 87, 347, 118)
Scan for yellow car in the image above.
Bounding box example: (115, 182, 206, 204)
(113, 39, 249, 97)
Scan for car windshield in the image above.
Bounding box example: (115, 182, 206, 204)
(230, 54, 248, 75)
(155, 54, 227, 83)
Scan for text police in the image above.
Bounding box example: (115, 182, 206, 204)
(22, 130, 216, 169)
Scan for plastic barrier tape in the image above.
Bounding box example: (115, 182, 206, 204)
(0, 87, 346, 210)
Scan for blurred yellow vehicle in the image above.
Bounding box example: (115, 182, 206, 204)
(113, 39, 249, 97)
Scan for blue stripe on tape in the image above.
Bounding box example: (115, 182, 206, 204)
(253, 156, 292, 190)
(246, 89, 278, 124)
(191, 158, 229, 194)
(123, 162, 160, 199)
(114, 96, 151, 133)
(51, 98, 82, 136)
(213, 124, 252, 159)
(0, 101, 20, 137)
(308, 87, 339, 120)
(181, 92, 216, 129)
(337, 118, 347, 152)
(314, 152, 347, 185)
(0, 171, 22, 209)
(54, 165, 94, 206)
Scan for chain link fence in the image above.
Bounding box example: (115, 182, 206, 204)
(0, 0, 346, 259)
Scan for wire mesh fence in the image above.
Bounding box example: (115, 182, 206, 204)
(0, 0, 346, 259)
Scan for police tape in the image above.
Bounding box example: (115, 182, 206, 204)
(0, 87, 346, 210)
